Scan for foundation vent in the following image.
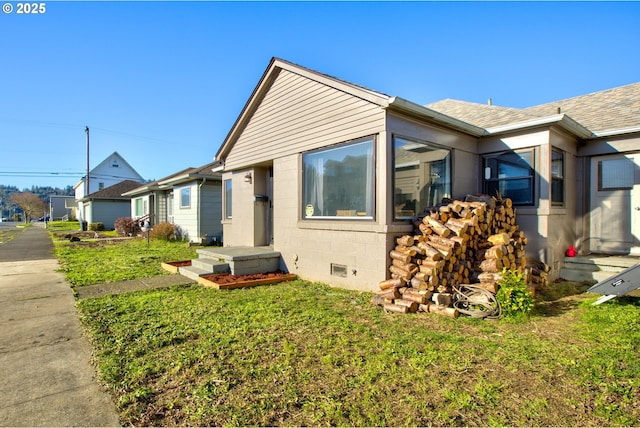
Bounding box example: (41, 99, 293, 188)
(330, 263, 347, 277)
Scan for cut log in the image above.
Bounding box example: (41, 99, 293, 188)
(479, 258, 502, 272)
(378, 277, 405, 290)
(389, 265, 412, 282)
(396, 235, 414, 247)
(423, 216, 452, 237)
(488, 233, 511, 246)
(377, 287, 401, 300)
(389, 250, 411, 264)
(383, 302, 409, 314)
(393, 299, 419, 312)
(419, 302, 459, 318)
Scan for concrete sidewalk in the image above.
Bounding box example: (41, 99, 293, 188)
(0, 225, 120, 426)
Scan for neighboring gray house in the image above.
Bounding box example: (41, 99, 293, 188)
(123, 161, 223, 244)
(78, 180, 143, 230)
(214, 57, 640, 292)
(49, 195, 75, 220)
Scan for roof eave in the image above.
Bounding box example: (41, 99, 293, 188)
(485, 114, 593, 139)
(591, 126, 640, 139)
(387, 96, 486, 137)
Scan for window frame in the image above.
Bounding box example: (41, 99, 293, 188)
(392, 135, 452, 220)
(482, 148, 535, 206)
(134, 198, 143, 217)
(301, 136, 376, 220)
(224, 179, 232, 219)
(551, 148, 564, 206)
(179, 186, 191, 209)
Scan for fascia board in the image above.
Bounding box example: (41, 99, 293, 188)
(387, 96, 486, 137)
(485, 114, 593, 139)
(592, 126, 640, 138)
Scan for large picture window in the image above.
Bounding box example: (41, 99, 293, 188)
(303, 137, 375, 219)
(483, 149, 535, 205)
(393, 136, 451, 219)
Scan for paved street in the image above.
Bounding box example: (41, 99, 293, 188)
(0, 224, 120, 427)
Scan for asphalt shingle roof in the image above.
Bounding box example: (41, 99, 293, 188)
(85, 180, 144, 199)
(426, 81, 640, 136)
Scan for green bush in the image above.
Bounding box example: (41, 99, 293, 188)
(89, 222, 105, 231)
(149, 222, 178, 241)
(496, 269, 534, 320)
(114, 217, 141, 237)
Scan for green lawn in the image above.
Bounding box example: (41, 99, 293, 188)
(76, 280, 640, 427)
(54, 237, 199, 287)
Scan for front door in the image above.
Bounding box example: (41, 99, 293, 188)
(589, 153, 640, 254)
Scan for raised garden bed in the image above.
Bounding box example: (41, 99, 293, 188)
(161, 260, 192, 274)
(197, 271, 297, 290)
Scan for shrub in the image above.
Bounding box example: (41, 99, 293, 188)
(89, 222, 105, 231)
(114, 217, 141, 237)
(496, 269, 535, 320)
(149, 222, 178, 241)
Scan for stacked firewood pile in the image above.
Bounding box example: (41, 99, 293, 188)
(373, 195, 547, 316)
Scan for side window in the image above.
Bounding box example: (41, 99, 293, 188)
(483, 149, 535, 205)
(393, 136, 451, 219)
(224, 179, 232, 219)
(180, 187, 191, 208)
(551, 149, 564, 205)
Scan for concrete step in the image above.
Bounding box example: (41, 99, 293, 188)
(191, 258, 230, 273)
(179, 265, 214, 281)
(560, 255, 640, 283)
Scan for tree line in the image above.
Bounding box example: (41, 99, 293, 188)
(0, 185, 74, 222)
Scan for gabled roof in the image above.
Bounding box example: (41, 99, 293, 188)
(215, 58, 486, 161)
(91, 151, 144, 180)
(123, 161, 222, 197)
(80, 179, 143, 201)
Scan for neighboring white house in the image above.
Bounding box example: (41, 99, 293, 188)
(123, 161, 223, 244)
(215, 57, 640, 292)
(73, 151, 145, 227)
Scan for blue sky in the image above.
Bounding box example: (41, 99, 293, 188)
(1, 1, 639, 190)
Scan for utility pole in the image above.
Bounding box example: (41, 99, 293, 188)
(85, 126, 90, 197)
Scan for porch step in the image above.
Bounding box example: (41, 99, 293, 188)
(179, 263, 229, 281)
(560, 255, 640, 283)
(191, 257, 231, 274)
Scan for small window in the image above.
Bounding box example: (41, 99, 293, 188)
(302, 137, 375, 219)
(180, 187, 191, 208)
(551, 149, 564, 205)
(98, 182, 105, 190)
(134, 198, 143, 217)
(598, 157, 635, 190)
(483, 149, 535, 205)
(224, 179, 232, 219)
(393, 136, 451, 219)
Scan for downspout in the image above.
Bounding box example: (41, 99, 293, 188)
(198, 177, 207, 244)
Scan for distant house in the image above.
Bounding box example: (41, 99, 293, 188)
(77, 180, 143, 230)
(215, 57, 640, 291)
(73, 151, 145, 227)
(49, 195, 75, 220)
(123, 161, 223, 244)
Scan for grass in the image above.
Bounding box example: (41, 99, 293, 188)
(53, 233, 199, 287)
(76, 280, 640, 426)
(58, 236, 639, 425)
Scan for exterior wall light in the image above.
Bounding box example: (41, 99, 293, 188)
(244, 172, 252, 183)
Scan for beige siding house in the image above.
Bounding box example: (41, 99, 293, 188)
(216, 57, 640, 291)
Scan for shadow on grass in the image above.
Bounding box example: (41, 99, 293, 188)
(532, 280, 592, 317)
